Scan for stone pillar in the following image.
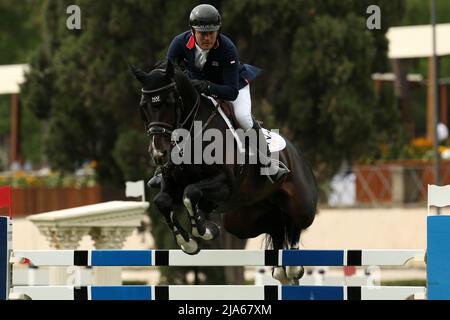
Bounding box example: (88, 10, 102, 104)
(27, 201, 149, 287)
(35, 226, 89, 286)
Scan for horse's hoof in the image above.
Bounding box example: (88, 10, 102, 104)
(286, 266, 305, 281)
(192, 221, 220, 241)
(204, 221, 220, 240)
(176, 234, 200, 255)
(271, 267, 289, 284)
(182, 244, 201, 255)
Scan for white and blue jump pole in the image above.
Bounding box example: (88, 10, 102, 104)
(8, 284, 424, 301)
(0, 215, 448, 300)
(7, 248, 425, 267)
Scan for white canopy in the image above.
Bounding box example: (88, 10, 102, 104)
(0, 64, 29, 95)
(387, 23, 450, 59)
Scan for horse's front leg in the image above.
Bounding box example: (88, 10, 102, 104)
(153, 180, 199, 255)
(183, 173, 229, 241)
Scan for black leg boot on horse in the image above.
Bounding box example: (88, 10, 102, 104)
(147, 166, 162, 189)
(249, 120, 290, 184)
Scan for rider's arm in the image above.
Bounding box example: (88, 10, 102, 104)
(167, 35, 184, 65)
(208, 47, 239, 101)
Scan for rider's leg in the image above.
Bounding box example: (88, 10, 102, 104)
(233, 84, 253, 131)
(232, 84, 289, 183)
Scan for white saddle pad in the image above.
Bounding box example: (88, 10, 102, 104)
(262, 128, 286, 153)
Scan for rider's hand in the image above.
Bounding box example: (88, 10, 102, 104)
(190, 79, 211, 95)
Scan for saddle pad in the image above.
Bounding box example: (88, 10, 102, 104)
(262, 128, 286, 153)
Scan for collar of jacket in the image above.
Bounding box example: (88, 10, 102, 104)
(186, 33, 219, 50)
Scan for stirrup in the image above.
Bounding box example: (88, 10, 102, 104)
(263, 159, 290, 184)
(267, 166, 289, 184)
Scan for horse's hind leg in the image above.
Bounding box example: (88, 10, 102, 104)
(270, 182, 316, 284)
(221, 202, 303, 284)
(268, 221, 305, 285)
(269, 219, 300, 285)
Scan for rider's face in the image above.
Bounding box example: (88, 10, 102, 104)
(194, 31, 218, 50)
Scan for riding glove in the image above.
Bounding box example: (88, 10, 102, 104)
(190, 79, 211, 95)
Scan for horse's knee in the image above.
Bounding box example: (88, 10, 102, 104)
(183, 185, 202, 203)
(153, 192, 173, 213)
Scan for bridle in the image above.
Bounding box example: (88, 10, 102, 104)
(141, 82, 200, 136)
(140, 69, 220, 169)
(140, 74, 201, 168)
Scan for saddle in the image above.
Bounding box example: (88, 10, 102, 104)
(216, 99, 241, 130)
(216, 99, 264, 131)
(209, 97, 286, 153)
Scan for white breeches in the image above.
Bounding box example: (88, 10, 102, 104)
(232, 84, 253, 131)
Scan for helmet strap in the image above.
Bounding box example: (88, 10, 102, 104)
(191, 29, 199, 46)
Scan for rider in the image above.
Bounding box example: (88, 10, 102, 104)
(147, 3, 289, 188)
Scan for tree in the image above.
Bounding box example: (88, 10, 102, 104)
(21, 0, 233, 284)
(19, 0, 406, 283)
(22, 0, 180, 184)
(223, 0, 405, 179)
(0, 0, 42, 168)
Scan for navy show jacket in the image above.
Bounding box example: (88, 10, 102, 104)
(167, 30, 261, 101)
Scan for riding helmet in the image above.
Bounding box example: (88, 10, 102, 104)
(189, 4, 221, 32)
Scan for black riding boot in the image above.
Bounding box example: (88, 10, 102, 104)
(250, 121, 289, 184)
(147, 166, 162, 189)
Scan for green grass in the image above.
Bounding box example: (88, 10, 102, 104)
(381, 279, 426, 287)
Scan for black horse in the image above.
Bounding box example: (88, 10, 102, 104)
(131, 60, 318, 283)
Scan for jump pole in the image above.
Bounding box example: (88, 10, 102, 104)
(2, 214, 450, 299)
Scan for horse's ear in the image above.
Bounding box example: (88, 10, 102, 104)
(166, 60, 175, 78)
(129, 64, 147, 83)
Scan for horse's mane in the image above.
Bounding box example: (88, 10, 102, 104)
(153, 60, 167, 70)
(152, 59, 196, 97)
(153, 60, 183, 74)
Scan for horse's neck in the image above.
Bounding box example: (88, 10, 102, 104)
(188, 96, 216, 124)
